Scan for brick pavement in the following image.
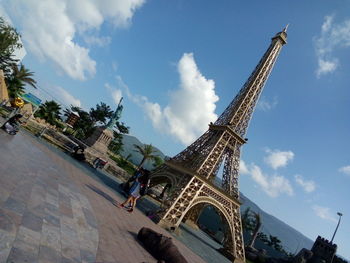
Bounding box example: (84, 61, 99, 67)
(0, 130, 205, 263)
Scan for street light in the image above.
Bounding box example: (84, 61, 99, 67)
(330, 212, 343, 243)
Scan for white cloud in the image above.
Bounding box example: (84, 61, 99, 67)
(315, 15, 350, 77)
(3, 0, 145, 80)
(112, 61, 119, 72)
(239, 160, 249, 175)
(83, 35, 112, 47)
(294, 175, 316, 193)
(250, 164, 294, 197)
(316, 58, 338, 76)
(312, 205, 337, 223)
(242, 162, 293, 197)
(264, 149, 294, 170)
(257, 96, 278, 111)
(56, 86, 81, 107)
(338, 165, 350, 176)
(124, 53, 219, 145)
(105, 83, 123, 105)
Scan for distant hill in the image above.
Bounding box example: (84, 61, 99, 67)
(119, 134, 166, 170)
(240, 193, 314, 255)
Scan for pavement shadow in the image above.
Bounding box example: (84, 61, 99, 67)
(86, 184, 118, 205)
(86, 182, 161, 215)
(179, 224, 220, 251)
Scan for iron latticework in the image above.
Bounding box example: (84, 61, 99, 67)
(151, 27, 287, 263)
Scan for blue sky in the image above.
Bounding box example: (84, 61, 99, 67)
(1, 0, 350, 258)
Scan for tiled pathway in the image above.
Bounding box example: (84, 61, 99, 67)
(0, 130, 205, 263)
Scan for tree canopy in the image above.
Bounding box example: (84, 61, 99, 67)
(35, 100, 62, 126)
(6, 64, 37, 98)
(64, 103, 129, 141)
(89, 102, 113, 125)
(134, 144, 158, 168)
(0, 17, 22, 76)
(64, 106, 95, 139)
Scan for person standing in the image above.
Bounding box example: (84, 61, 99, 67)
(118, 169, 150, 213)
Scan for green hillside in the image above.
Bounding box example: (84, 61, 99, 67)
(119, 134, 166, 170)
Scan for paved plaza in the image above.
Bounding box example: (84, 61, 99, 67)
(0, 130, 208, 263)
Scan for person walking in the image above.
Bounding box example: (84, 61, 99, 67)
(122, 168, 143, 194)
(118, 170, 150, 213)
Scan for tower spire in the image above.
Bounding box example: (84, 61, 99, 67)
(214, 26, 287, 138)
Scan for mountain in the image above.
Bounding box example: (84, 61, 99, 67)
(119, 134, 166, 170)
(240, 193, 314, 254)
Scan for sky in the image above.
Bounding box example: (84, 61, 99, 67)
(1, 0, 350, 259)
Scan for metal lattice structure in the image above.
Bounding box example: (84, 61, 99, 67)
(151, 28, 287, 263)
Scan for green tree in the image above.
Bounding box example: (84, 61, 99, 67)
(257, 232, 269, 243)
(89, 102, 113, 125)
(108, 131, 124, 154)
(267, 235, 283, 251)
(6, 64, 37, 98)
(152, 155, 164, 168)
(108, 122, 129, 155)
(35, 100, 61, 126)
(65, 106, 95, 139)
(248, 212, 262, 248)
(116, 121, 129, 134)
(241, 208, 255, 234)
(133, 144, 158, 168)
(0, 17, 22, 75)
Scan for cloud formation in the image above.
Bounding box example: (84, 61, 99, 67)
(315, 15, 350, 77)
(250, 164, 293, 197)
(312, 205, 337, 222)
(338, 165, 350, 176)
(257, 96, 278, 111)
(294, 175, 316, 193)
(239, 160, 249, 175)
(125, 53, 219, 145)
(105, 83, 123, 106)
(264, 149, 294, 170)
(242, 161, 293, 197)
(3, 0, 145, 80)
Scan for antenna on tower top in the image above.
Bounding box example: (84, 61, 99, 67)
(283, 24, 289, 33)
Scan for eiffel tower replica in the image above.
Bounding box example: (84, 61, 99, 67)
(151, 27, 288, 263)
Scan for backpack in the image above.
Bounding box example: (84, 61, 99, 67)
(137, 227, 188, 263)
(140, 178, 150, 196)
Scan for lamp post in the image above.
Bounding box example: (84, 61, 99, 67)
(330, 212, 343, 243)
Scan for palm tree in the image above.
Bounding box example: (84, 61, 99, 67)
(241, 207, 254, 233)
(133, 144, 158, 168)
(6, 64, 37, 98)
(248, 212, 262, 248)
(34, 100, 61, 126)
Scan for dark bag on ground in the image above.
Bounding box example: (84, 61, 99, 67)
(137, 227, 188, 263)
